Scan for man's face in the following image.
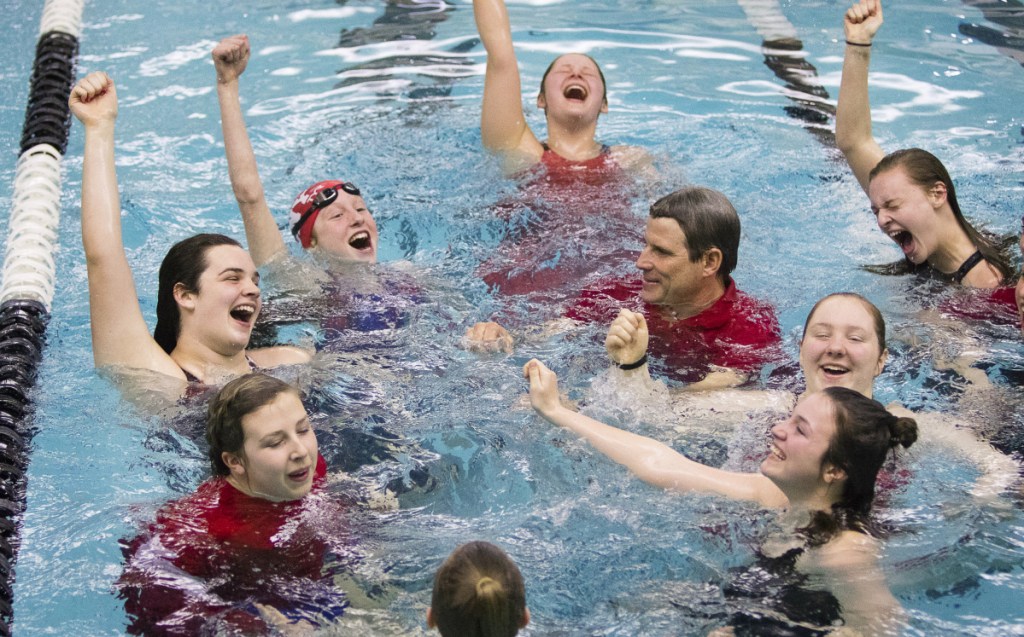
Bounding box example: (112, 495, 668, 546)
(635, 217, 707, 308)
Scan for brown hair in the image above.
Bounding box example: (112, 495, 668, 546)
(154, 233, 245, 354)
(206, 373, 299, 476)
(800, 387, 917, 546)
(802, 293, 886, 352)
(649, 186, 741, 285)
(868, 148, 1011, 282)
(431, 541, 526, 637)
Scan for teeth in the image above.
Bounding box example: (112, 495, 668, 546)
(564, 84, 588, 99)
(769, 443, 785, 460)
(822, 365, 847, 373)
(231, 304, 256, 321)
(349, 231, 372, 249)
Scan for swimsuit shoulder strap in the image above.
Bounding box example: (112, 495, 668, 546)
(950, 249, 984, 284)
(180, 367, 202, 384)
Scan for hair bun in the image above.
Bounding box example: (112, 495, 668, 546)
(888, 416, 918, 449)
(476, 576, 503, 597)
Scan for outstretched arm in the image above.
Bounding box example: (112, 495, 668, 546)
(213, 35, 287, 267)
(473, 0, 542, 162)
(836, 0, 886, 193)
(524, 359, 784, 506)
(70, 73, 181, 375)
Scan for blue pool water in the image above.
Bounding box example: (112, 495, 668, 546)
(2, 0, 1023, 634)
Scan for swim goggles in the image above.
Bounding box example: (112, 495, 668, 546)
(290, 182, 362, 239)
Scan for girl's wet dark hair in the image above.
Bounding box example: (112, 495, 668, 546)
(538, 54, 608, 104)
(431, 541, 526, 637)
(802, 293, 886, 352)
(206, 373, 299, 476)
(800, 387, 917, 546)
(154, 233, 244, 354)
(868, 148, 1011, 282)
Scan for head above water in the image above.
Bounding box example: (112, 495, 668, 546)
(290, 180, 378, 263)
(648, 186, 740, 286)
(800, 293, 887, 398)
(539, 53, 607, 104)
(154, 233, 246, 354)
(428, 541, 528, 637)
(868, 148, 1010, 281)
(537, 54, 609, 125)
(814, 386, 917, 540)
(206, 372, 300, 476)
(763, 387, 917, 545)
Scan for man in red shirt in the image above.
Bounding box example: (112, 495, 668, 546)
(566, 187, 782, 388)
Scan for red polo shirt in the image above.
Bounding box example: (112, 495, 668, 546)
(566, 277, 782, 383)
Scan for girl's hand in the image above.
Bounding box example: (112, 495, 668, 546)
(69, 71, 118, 127)
(212, 34, 250, 85)
(523, 358, 562, 417)
(844, 0, 883, 46)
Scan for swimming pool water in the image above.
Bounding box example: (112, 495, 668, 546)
(2, 0, 1023, 634)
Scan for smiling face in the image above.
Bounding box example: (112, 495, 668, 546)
(177, 244, 262, 354)
(800, 296, 886, 398)
(635, 217, 709, 309)
(309, 191, 379, 263)
(537, 54, 608, 123)
(869, 167, 945, 265)
(760, 392, 837, 493)
(224, 390, 318, 502)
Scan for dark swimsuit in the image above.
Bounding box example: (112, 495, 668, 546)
(949, 249, 985, 284)
(725, 546, 844, 636)
(180, 355, 259, 384)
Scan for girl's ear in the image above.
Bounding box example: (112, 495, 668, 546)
(823, 463, 847, 484)
(222, 451, 245, 478)
(173, 282, 196, 310)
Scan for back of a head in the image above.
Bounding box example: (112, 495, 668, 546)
(649, 186, 740, 282)
(824, 387, 918, 517)
(431, 541, 526, 637)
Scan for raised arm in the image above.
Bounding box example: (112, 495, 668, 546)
(524, 359, 784, 506)
(70, 73, 181, 375)
(213, 35, 287, 267)
(473, 0, 542, 161)
(836, 0, 886, 193)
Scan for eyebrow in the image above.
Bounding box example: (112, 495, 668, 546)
(256, 416, 310, 444)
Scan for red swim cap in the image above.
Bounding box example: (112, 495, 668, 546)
(290, 180, 344, 249)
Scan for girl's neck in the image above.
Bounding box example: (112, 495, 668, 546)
(171, 338, 250, 384)
(928, 208, 979, 275)
(544, 121, 601, 161)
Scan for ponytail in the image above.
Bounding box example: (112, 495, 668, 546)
(799, 388, 918, 546)
(431, 542, 526, 637)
